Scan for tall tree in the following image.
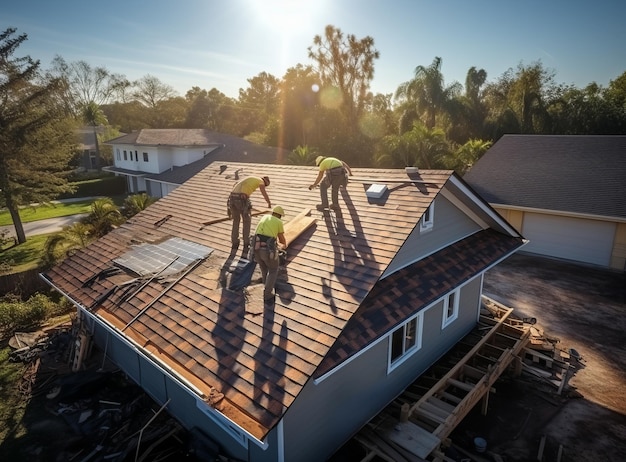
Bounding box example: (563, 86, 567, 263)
(395, 57, 462, 131)
(307, 24, 379, 155)
(483, 61, 554, 137)
(376, 122, 450, 169)
(50, 56, 123, 115)
(81, 101, 108, 170)
(273, 64, 321, 149)
(238, 72, 280, 136)
(0, 28, 76, 244)
(133, 74, 177, 109)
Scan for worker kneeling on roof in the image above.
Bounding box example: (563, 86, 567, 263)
(254, 206, 287, 303)
(228, 175, 272, 253)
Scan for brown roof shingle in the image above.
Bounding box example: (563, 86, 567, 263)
(43, 162, 522, 439)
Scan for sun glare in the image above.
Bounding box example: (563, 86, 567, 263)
(248, 0, 322, 34)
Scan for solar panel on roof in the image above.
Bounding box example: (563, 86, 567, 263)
(113, 237, 213, 277)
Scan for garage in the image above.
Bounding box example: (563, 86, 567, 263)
(521, 212, 615, 267)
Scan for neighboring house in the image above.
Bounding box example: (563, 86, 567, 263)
(464, 135, 626, 270)
(103, 129, 290, 198)
(75, 126, 104, 171)
(42, 163, 525, 462)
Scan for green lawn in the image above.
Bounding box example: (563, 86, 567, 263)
(0, 201, 95, 226)
(0, 234, 51, 273)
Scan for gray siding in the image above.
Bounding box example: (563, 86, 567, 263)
(280, 274, 483, 462)
(384, 194, 482, 277)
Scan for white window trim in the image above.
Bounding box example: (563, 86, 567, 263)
(420, 203, 434, 232)
(388, 312, 423, 372)
(442, 288, 460, 329)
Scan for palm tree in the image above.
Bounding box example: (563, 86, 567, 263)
(287, 145, 318, 165)
(446, 139, 492, 175)
(81, 101, 108, 170)
(42, 222, 93, 266)
(377, 122, 450, 169)
(395, 57, 462, 131)
(81, 198, 123, 238)
(121, 193, 158, 219)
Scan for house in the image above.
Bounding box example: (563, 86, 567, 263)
(41, 163, 525, 461)
(103, 129, 290, 198)
(463, 135, 626, 270)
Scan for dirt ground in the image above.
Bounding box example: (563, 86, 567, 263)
(450, 253, 626, 462)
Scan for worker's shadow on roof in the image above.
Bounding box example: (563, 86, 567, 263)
(211, 257, 247, 397)
(253, 306, 287, 407)
(320, 189, 379, 303)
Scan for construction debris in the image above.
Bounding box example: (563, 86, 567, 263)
(5, 319, 245, 461)
(338, 296, 583, 462)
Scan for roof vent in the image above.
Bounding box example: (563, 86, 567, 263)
(405, 166, 418, 174)
(366, 183, 388, 199)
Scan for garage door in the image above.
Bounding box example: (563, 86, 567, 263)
(521, 213, 615, 267)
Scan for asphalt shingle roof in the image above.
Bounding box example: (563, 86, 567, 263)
(104, 129, 290, 185)
(43, 162, 523, 440)
(463, 135, 626, 219)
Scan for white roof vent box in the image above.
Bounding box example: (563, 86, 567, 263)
(366, 183, 388, 199)
(405, 166, 419, 174)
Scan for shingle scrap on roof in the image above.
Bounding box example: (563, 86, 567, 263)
(43, 162, 522, 439)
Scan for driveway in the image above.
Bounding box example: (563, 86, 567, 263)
(453, 253, 626, 462)
(0, 214, 88, 239)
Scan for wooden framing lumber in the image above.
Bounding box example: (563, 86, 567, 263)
(283, 208, 316, 246)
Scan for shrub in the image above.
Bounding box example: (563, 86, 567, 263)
(0, 293, 68, 337)
(58, 176, 126, 199)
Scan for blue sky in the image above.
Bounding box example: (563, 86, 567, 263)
(4, 0, 625, 99)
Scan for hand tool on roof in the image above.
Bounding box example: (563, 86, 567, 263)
(199, 209, 269, 230)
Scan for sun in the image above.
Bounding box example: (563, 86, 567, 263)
(247, 0, 325, 35)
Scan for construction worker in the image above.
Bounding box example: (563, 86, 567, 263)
(253, 206, 287, 302)
(228, 176, 272, 253)
(309, 156, 352, 211)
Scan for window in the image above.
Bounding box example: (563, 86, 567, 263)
(420, 203, 434, 231)
(123, 150, 128, 161)
(143, 152, 149, 162)
(389, 313, 422, 370)
(135, 150, 138, 162)
(116, 149, 121, 161)
(442, 289, 459, 328)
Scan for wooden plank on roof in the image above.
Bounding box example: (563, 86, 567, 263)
(283, 208, 316, 246)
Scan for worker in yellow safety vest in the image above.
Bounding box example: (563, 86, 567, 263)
(308, 156, 352, 211)
(228, 176, 272, 253)
(253, 206, 287, 302)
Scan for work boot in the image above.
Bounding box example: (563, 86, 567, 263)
(330, 203, 341, 211)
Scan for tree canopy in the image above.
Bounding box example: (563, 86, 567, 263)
(0, 28, 77, 243)
(2, 23, 625, 219)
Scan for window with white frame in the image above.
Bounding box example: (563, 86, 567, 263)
(116, 149, 121, 161)
(123, 150, 128, 161)
(134, 150, 138, 162)
(420, 203, 434, 231)
(442, 289, 459, 328)
(389, 313, 422, 370)
(143, 152, 149, 162)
